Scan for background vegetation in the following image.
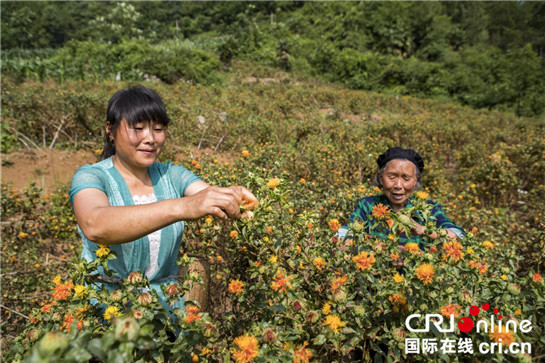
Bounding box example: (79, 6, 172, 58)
(2, 1, 545, 117)
(1, 1, 545, 362)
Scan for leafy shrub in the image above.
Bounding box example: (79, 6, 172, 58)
(5, 169, 545, 362)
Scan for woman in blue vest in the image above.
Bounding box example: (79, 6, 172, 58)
(69, 85, 258, 312)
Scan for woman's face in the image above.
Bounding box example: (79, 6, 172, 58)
(109, 119, 166, 170)
(379, 159, 418, 212)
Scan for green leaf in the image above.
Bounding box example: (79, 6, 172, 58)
(314, 334, 326, 346)
(87, 339, 106, 361)
(223, 352, 231, 363)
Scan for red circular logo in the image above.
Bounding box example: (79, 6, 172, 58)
(458, 317, 474, 333)
(469, 305, 480, 316)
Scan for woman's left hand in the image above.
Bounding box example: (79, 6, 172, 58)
(411, 222, 458, 240)
(411, 222, 427, 236)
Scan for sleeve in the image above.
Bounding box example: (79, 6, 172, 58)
(337, 197, 372, 239)
(168, 163, 201, 197)
(69, 165, 107, 205)
(430, 202, 466, 238)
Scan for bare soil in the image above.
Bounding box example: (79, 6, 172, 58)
(1, 148, 97, 192)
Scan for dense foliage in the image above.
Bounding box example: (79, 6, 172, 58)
(2, 67, 545, 360)
(2, 1, 545, 116)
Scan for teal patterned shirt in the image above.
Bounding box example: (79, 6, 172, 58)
(69, 157, 200, 312)
(338, 194, 465, 245)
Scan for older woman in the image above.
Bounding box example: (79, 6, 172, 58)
(338, 146, 464, 244)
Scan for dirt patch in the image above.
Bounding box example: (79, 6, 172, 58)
(1, 148, 96, 192)
(242, 77, 282, 85)
(341, 112, 367, 124)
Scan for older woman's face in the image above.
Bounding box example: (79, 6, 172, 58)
(380, 159, 418, 212)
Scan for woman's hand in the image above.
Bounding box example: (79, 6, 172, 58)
(411, 222, 427, 236)
(183, 186, 258, 221)
(411, 222, 457, 240)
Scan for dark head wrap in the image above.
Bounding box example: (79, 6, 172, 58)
(377, 147, 425, 174)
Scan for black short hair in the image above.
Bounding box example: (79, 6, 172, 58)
(102, 85, 171, 159)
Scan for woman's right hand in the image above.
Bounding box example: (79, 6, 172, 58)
(183, 185, 258, 221)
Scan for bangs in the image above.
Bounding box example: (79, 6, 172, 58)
(107, 86, 171, 127)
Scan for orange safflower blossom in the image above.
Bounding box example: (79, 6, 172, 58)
(469, 260, 489, 274)
(443, 241, 465, 262)
(61, 314, 83, 333)
(415, 263, 435, 285)
(184, 306, 202, 324)
(371, 203, 390, 220)
(75, 306, 88, 318)
(389, 294, 408, 312)
(229, 280, 245, 294)
(532, 272, 543, 283)
(404, 243, 420, 254)
(440, 304, 462, 319)
(416, 191, 429, 199)
(232, 334, 259, 363)
(328, 218, 341, 232)
(324, 314, 346, 333)
(53, 279, 75, 301)
(41, 300, 56, 313)
(313, 257, 325, 271)
(483, 241, 495, 249)
(271, 270, 293, 293)
(489, 324, 516, 346)
(293, 342, 313, 363)
(352, 251, 376, 271)
(330, 274, 348, 292)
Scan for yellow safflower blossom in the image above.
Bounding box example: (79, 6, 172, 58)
(324, 314, 346, 333)
(104, 306, 121, 321)
(95, 244, 110, 258)
(73, 285, 88, 298)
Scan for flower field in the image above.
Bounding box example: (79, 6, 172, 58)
(1, 66, 545, 362)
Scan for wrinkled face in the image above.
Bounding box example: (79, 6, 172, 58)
(379, 159, 418, 212)
(109, 119, 166, 169)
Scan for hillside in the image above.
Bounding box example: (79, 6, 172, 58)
(2, 60, 544, 360)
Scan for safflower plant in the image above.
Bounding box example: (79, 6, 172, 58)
(6, 157, 545, 362)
